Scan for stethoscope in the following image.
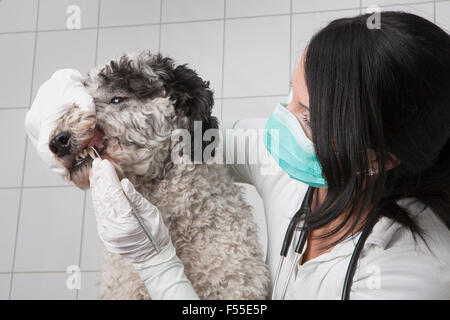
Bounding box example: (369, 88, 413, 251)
(271, 186, 380, 300)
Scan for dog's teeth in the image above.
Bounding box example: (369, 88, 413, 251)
(82, 149, 88, 157)
(87, 148, 96, 159)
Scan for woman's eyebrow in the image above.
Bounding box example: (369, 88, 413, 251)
(298, 100, 310, 110)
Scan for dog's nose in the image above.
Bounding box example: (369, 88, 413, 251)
(49, 131, 71, 157)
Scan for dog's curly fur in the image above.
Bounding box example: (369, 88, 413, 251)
(49, 51, 270, 299)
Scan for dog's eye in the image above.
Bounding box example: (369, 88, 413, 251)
(110, 97, 126, 104)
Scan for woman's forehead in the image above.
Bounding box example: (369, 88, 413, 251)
(293, 49, 309, 106)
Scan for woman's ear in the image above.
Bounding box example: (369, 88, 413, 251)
(368, 149, 400, 173)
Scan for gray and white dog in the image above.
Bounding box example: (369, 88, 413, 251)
(48, 51, 270, 299)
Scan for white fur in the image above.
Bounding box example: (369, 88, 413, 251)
(51, 52, 271, 299)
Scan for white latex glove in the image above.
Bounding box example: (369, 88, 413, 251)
(89, 158, 176, 264)
(24, 69, 95, 176)
(89, 158, 199, 299)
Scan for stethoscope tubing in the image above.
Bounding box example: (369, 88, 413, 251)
(272, 186, 314, 299)
(272, 185, 380, 300)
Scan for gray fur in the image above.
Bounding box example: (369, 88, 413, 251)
(49, 51, 270, 299)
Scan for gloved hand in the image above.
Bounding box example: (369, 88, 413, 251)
(89, 158, 199, 299)
(24, 69, 95, 176)
(89, 158, 176, 265)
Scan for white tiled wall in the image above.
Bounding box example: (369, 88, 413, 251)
(291, 8, 360, 74)
(223, 15, 291, 97)
(96, 25, 160, 65)
(38, 0, 100, 31)
(160, 20, 224, 98)
(437, 0, 450, 32)
(0, 34, 35, 108)
(100, 0, 160, 27)
(226, 0, 291, 18)
(162, 0, 224, 22)
(0, 0, 446, 300)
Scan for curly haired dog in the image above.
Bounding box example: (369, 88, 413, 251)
(48, 51, 270, 299)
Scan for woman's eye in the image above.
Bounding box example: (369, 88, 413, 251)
(301, 116, 310, 125)
(110, 97, 126, 104)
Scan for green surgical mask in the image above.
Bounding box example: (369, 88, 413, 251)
(263, 103, 327, 188)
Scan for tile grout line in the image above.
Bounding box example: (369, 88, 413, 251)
(75, 0, 102, 301)
(220, 0, 227, 122)
(94, 0, 101, 66)
(0, 107, 30, 111)
(433, 0, 436, 22)
(221, 93, 290, 100)
(0, 185, 73, 190)
(2, 270, 100, 275)
(158, 0, 163, 52)
(8, 0, 41, 300)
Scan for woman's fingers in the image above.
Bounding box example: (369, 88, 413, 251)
(121, 178, 156, 215)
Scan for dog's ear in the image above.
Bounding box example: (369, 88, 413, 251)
(149, 53, 219, 161)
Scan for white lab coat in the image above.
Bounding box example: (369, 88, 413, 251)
(222, 117, 450, 299)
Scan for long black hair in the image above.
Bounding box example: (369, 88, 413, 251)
(302, 11, 450, 247)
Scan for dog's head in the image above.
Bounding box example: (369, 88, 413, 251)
(49, 51, 218, 189)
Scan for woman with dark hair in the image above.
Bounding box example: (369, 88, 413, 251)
(266, 12, 450, 299)
(26, 11, 449, 299)
(261, 11, 450, 299)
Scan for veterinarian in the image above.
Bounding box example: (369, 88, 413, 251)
(25, 12, 450, 299)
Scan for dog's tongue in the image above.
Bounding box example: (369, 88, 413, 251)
(88, 128, 105, 150)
